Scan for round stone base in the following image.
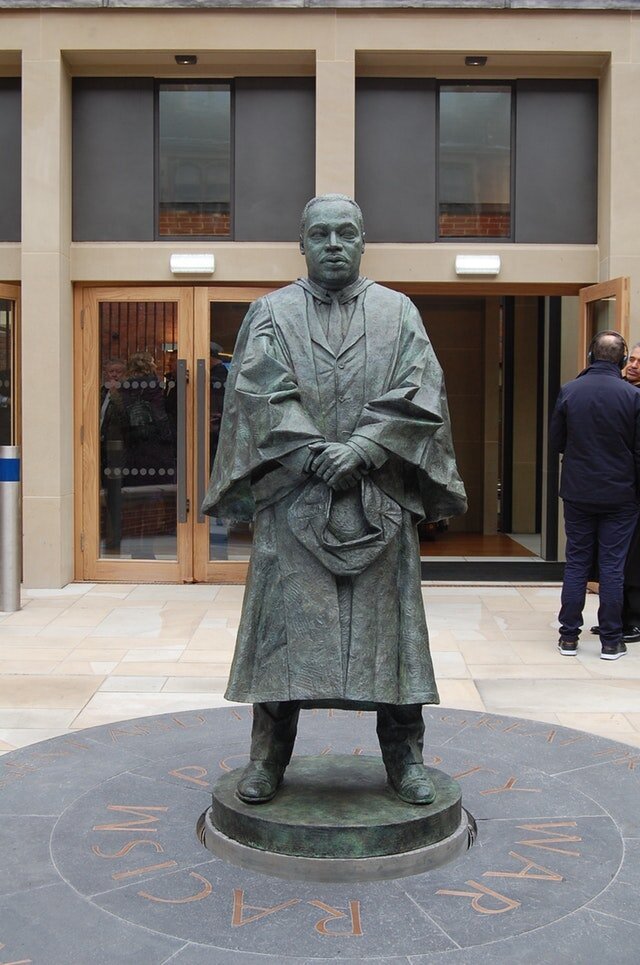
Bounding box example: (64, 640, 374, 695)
(201, 754, 471, 881)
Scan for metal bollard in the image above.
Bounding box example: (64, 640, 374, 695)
(0, 445, 21, 612)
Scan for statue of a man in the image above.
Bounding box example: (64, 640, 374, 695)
(202, 194, 466, 806)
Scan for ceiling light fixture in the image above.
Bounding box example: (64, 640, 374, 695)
(175, 54, 198, 65)
(465, 55, 488, 67)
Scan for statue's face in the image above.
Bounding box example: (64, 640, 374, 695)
(301, 199, 365, 290)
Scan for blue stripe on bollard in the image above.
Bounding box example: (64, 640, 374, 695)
(0, 458, 20, 482)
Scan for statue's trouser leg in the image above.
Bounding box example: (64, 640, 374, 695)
(249, 701, 301, 768)
(376, 703, 425, 777)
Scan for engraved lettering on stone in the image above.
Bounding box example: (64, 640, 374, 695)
(593, 748, 640, 771)
(515, 822, 582, 857)
(542, 728, 587, 746)
(92, 839, 165, 859)
(219, 754, 250, 772)
(436, 880, 521, 915)
(480, 777, 541, 795)
(307, 900, 364, 937)
(108, 714, 206, 742)
(112, 860, 178, 880)
(93, 804, 168, 832)
(168, 765, 210, 787)
(452, 764, 497, 781)
(483, 851, 563, 882)
(231, 889, 301, 926)
(139, 872, 213, 904)
(0, 945, 32, 965)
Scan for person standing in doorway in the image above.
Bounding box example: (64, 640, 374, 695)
(551, 331, 640, 660)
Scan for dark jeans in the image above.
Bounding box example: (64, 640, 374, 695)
(623, 585, 640, 631)
(560, 500, 639, 646)
(249, 701, 425, 778)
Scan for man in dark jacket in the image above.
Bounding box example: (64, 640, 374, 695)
(551, 331, 640, 660)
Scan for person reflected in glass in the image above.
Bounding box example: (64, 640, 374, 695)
(0, 368, 11, 446)
(121, 352, 175, 560)
(163, 350, 178, 438)
(209, 341, 228, 471)
(100, 358, 127, 553)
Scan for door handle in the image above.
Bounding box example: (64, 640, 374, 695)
(196, 358, 206, 523)
(177, 358, 188, 524)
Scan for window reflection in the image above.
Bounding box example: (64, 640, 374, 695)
(0, 300, 14, 446)
(209, 302, 252, 561)
(439, 85, 511, 239)
(99, 302, 177, 559)
(158, 84, 231, 238)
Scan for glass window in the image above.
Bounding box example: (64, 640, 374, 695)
(158, 83, 231, 238)
(0, 299, 15, 446)
(98, 302, 178, 560)
(208, 301, 252, 562)
(438, 85, 512, 239)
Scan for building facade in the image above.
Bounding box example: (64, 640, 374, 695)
(0, 0, 639, 587)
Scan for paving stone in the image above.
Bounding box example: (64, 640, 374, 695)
(0, 882, 184, 965)
(0, 706, 638, 962)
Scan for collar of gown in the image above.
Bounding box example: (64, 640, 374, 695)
(295, 275, 374, 304)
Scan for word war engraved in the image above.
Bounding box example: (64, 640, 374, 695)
(436, 823, 583, 916)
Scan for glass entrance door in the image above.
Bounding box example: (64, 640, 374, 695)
(77, 285, 274, 582)
(0, 284, 20, 447)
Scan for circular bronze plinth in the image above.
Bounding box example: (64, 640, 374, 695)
(202, 754, 470, 881)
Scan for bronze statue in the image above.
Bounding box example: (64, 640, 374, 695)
(203, 194, 466, 806)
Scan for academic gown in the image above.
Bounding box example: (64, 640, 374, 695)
(202, 278, 467, 705)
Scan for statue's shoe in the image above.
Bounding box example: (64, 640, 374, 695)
(236, 761, 284, 804)
(387, 763, 437, 805)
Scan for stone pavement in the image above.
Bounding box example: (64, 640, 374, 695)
(1, 582, 640, 753)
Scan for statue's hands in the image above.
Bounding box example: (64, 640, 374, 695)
(308, 442, 365, 490)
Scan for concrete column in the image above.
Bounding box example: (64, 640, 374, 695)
(315, 56, 355, 198)
(21, 52, 73, 587)
(600, 58, 640, 346)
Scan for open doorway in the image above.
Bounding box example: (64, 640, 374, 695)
(412, 293, 566, 566)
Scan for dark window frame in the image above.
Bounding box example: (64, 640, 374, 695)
(154, 79, 235, 242)
(435, 80, 516, 244)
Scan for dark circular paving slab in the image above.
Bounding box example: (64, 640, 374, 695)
(1, 706, 640, 963)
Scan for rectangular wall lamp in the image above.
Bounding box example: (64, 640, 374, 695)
(170, 253, 215, 274)
(455, 254, 501, 276)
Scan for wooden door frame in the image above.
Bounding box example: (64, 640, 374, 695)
(0, 283, 20, 446)
(578, 277, 630, 372)
(193, 286, 277, 584)
(75, 285, 194, 583)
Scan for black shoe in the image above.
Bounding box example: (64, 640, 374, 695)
(558, 638, 578, 656)
(236, 761, 284, 804)
(623, 626, 640, 643)
(590, 625, 600, 635)
(600, 641, 627, 661)
(387, 763, 437, 805)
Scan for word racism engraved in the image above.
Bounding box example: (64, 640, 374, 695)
(89, 801, 364, 937)
(2, 707, 636, 963)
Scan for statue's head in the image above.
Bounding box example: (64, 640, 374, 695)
(299, 194, 365, 291)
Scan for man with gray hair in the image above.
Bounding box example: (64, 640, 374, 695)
(552, 330, 640, 660)
(203, 194, 466, 805)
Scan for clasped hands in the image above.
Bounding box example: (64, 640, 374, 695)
(307, 441, 366, 491)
